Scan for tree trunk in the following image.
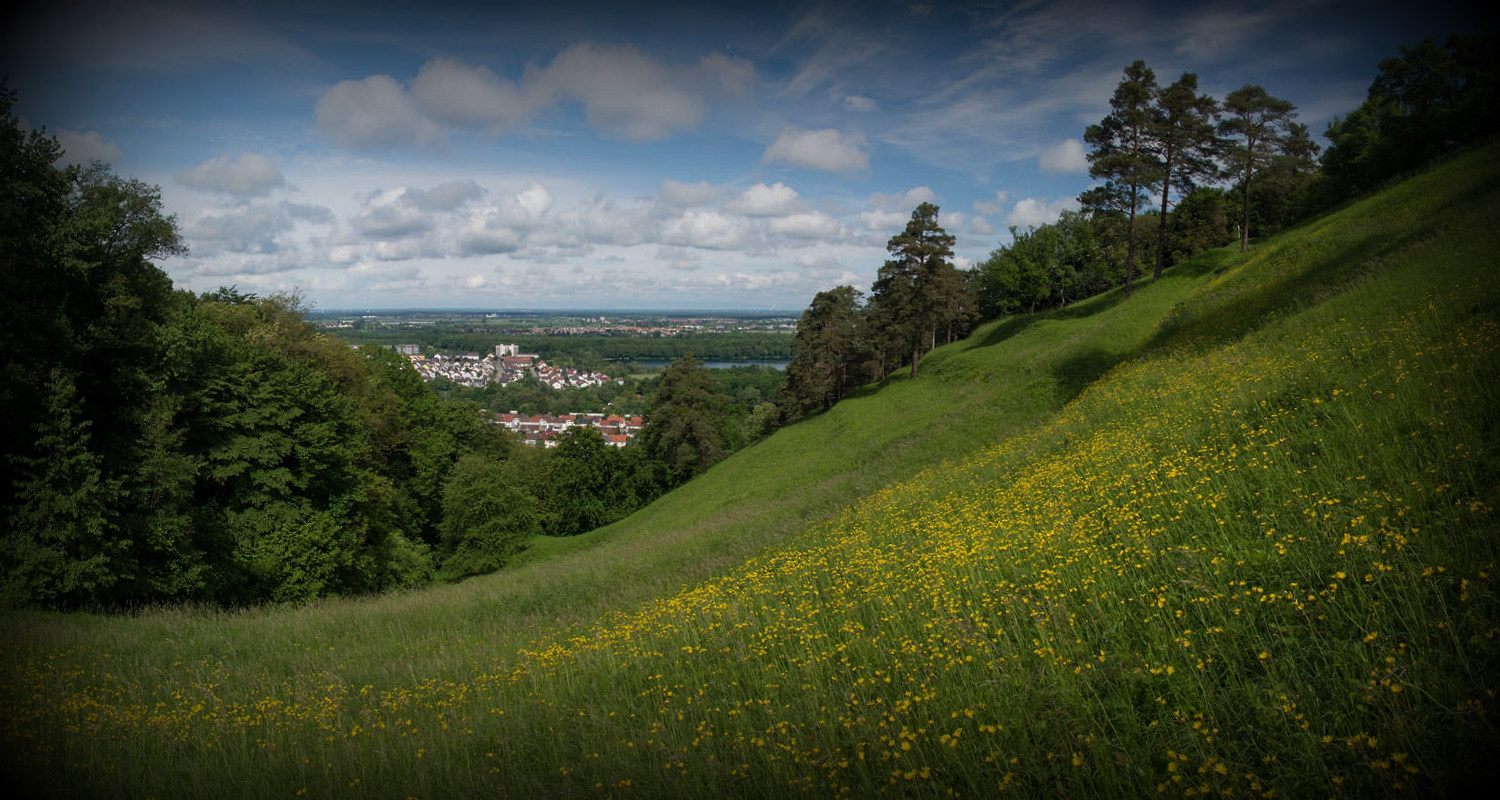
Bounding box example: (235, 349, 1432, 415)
(1125, 187, 1137, 297)
(1240, 138, 1255, 251)
(910, 344, 920, 379)
(1240, 172, 1252, 251)
(1156, 145, 1175, 279)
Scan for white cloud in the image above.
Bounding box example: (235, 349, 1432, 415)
(973, 190, 1009, 216)
(177, 153, 285, 197)
(415, 180, 486, 212)
(726, 182, 803, 216)
(320, 44, 753, 148)
(53, 129, 121, 166)
(768, 211, 840, 240)
(541, 195, 654, 248)
(541, 43, 753, 142)
(373, 239, 435, 261)
(515, 180, 553, 219)
(346, 180, 491, 251)
(454, 216, 523, 256)
(655, 246, 703, 271)
(661, 210, 748, 250)
(351, 188, 437, 240)
(1038, 138, 1088, 173)
(410, 58, 543, 133)
(795, 253, 841, 269)
(859, 209, 908, 231)
(658, 179, 719, 207)
(843, 94, 877, 112)
(762, 126, 869, 173)
(1007, 197, 1081, 228)
(186, 204, 294, 255)
(869, 186, 937, 212)
(315, 74, 447, 149)
(282, 202, 335, 225)
(968, 216, 996, 235)
(450, 180, 550, 255)
(183, 201, 332, 257)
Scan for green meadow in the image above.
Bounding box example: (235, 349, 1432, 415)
(3, 142, 1498, 797)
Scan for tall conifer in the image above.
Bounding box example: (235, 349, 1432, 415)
(1083, 61, 1160, 297)
(1149, 73, 1220, 278)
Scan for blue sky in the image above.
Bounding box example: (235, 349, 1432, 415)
(3, 0, 1483, 310)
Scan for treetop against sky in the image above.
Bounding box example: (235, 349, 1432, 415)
(2, 0, 1484, 310)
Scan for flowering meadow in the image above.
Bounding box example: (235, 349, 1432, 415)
(3, 144, 1498, 797)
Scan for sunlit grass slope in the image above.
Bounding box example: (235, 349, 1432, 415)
(4, 142, 1500, 798)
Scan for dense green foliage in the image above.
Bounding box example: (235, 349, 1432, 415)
(640, 355, 740, 481)
(974, 211, 1118, 317)
(783, 285, 868, 415)
(1218, 84, 1307, 251)
(0, 89, 543, 607)
(1322, 32, 1499, 199)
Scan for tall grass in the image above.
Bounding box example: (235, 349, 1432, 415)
(3, 142, 1498, 797)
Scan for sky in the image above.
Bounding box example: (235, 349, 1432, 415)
(2, 0, 1486, 311)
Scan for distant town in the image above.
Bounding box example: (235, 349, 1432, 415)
(494, 411, 644, 449)
(398, 343, 641, 447)
(400, 344, 622, 390)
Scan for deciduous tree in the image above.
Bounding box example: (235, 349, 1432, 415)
(437, 452, 538, 579)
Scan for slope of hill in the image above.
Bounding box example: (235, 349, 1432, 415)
(3, 142, 1498, 798)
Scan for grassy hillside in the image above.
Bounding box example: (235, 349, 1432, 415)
(4, 142, 1499, 798)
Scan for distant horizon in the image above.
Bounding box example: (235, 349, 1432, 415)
(308, 307, 800, 317)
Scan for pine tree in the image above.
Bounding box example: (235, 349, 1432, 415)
(1083, 61, 1160, 297)
(1219, 85, 1298, 251)
(641, 355, 733, 480)
(785, 285, 865, 415)
(1, 371, 124, 607)
(1149, 72, 1219, 278)
(868, 202, 958, 379)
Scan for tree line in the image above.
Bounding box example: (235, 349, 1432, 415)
(779, 31, 1496, 423)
